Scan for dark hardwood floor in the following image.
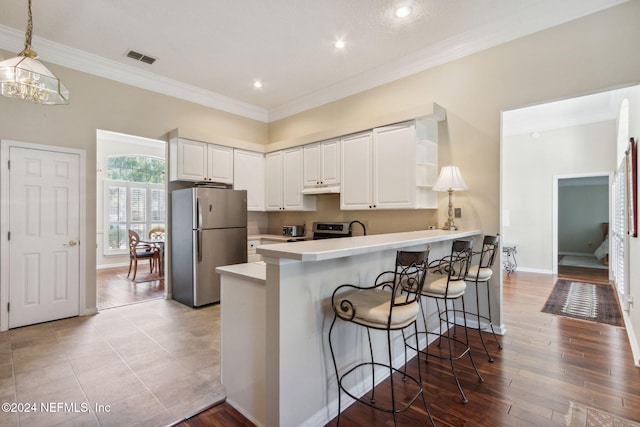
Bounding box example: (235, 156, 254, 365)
(176, 269, 639, 427)
(557, 264, 610, 283)
(96, 265, 164, 310)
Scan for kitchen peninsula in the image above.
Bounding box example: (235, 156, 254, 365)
(217, 228, 481, 427)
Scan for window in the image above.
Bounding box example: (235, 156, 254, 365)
(103, 155, 165, 255)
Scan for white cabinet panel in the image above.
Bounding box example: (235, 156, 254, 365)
(234, 150, 265, 211)
(341, 132, 373, 210)
(340, 117, 439, 210)
(265, 152, 283, 210)
(283, 148, 305, 209)
(374, 123, 414, 209)
(171, 138, 207, 181)
(266, 148, 316, 211)
(303, 139, 340, 188)
(208, 145, 234, 184)
(170, 137, 234, 184)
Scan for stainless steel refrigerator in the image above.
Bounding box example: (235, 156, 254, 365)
(171, 187, 247, 307)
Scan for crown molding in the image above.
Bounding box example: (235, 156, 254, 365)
(0, 25, 269, 123)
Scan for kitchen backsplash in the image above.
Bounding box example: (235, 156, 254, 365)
(265, 194, 439, 236)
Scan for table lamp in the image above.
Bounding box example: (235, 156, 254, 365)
(433, 165, 468, 230)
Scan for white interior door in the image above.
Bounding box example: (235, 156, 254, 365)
(7, 146, 81, 328)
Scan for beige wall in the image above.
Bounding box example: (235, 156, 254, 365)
(503, 120, 617, 272)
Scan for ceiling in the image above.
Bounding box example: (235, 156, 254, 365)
(502, 88, 630, 137)
(0, 0, 628, 122)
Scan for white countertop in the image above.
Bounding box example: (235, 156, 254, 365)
(216, 261, 266, 282)
(256, 229, 481, 262)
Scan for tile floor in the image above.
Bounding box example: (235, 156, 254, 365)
(0, 300, 224, 427)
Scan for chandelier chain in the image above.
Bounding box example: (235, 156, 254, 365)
(24, 0, 33, 51)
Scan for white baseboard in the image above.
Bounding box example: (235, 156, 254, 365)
(512, 267, 554, 275)
(97, 262, 129, 269)
(623, 311, 640, 368)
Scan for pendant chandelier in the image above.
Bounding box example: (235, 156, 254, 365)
(0, 0, 69, 105)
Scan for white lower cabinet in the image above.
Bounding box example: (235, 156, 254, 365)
(247, 239, 261, 262)
(247, 237, 285, 262)
(341, 118, 439, 210)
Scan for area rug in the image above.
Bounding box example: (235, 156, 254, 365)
(541, 279, 623, 326)
(566, 401, 640, 427)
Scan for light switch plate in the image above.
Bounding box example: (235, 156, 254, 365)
(454, 208, 462, 218)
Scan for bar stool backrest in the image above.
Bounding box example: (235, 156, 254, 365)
(392, 250, 430, 304)
(478, 235, 500, 269)
(446, 239, 473, 282)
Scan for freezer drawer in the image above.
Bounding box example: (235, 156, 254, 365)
(193, 227, 247, 306)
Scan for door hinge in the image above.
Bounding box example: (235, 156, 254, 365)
(7, 160, 10, 170)
(7, 302, 9, 312)
(7, 231, 9, 241)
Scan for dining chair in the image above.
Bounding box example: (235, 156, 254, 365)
(147, 227, 166, 274)
(148, 227, 165, 240)
(127, 229, 160, 280)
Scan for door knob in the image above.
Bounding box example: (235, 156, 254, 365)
(64, 240, 78, 247)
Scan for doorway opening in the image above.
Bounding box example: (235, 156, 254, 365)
(555, 174, 611, 283)
(96, 130, 167, 310)
(501, 88, 625, 278)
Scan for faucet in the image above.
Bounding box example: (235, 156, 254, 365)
(348, 220, 367, 236)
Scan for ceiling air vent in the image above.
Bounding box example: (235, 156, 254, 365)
(125, 50, 157, 65)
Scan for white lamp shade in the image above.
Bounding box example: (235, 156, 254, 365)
(432, 165, 468, 191)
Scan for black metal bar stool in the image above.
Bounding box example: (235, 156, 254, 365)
(328, 250, 435, 426)
(464, 235, 502, 362)
(410, 239, 484, 404)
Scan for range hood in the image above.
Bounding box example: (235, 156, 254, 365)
(301, 185, 340, 195)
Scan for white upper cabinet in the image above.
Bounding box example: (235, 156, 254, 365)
(207, 144, 234, 184)
(265, 151, 283, 210)
(233, 149, 265, 211)
(169, 137, 233, 184)
(341, 132, 374, 210)
(340, 117, 439, 210)
(266, 148, 316, 211)
(303, 139, 340, 189)
(170, 138, 207, 182)
(374, 122, 416, 209)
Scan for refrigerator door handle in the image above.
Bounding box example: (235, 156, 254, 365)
(197, 229, 203, 262)
(196, 197, 202, 229)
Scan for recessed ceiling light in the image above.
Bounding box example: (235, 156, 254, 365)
(395, 5, 412, 18)
(334, 39, 346, 49)
(253, 81, 262, 89)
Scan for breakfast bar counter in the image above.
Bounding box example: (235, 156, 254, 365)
(217, 229, 481, 427)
